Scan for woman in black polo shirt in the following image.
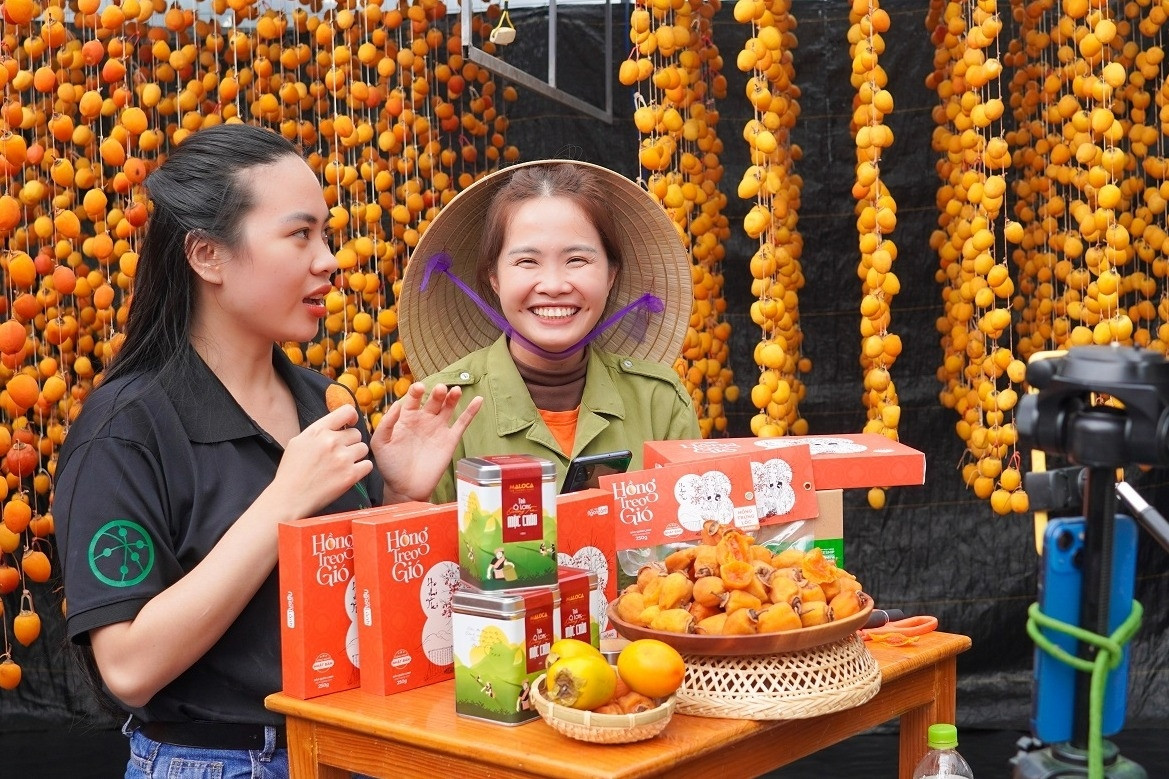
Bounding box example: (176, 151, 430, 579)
(54, 124, 479, 778)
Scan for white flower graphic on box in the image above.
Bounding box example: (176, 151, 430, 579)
(558, 545, 610, 635)
(420, 560, 459, 666)
(674, 470, 734, 530)
(751, 458, 797, 518)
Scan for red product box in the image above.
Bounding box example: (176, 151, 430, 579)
(554, 488, 618, 639)
(352, 502, 461, 696)
(643, 433, 926, 490)
(599, 445, 819, 551)
(277, 512, 363, 700)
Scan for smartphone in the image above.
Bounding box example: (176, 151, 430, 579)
(560, 450, 632, 494)
(1032, 514, 1137, 743)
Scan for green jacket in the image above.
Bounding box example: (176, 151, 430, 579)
(423, 336, 700, 503)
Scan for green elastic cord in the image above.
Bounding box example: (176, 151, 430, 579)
(1026, 599, 1144, 779)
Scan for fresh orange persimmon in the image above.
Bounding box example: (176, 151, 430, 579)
(617, 639, 685, 699)
(0, 658, 20, 689)
(0, 319, 26, 354)
(21, 548, 50, 583)
(0, 562, 17, 594)
(13, 608, 40, 645)
(2, 496, 30, 533)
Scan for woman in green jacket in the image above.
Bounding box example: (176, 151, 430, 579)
(398, 159, 700, 502)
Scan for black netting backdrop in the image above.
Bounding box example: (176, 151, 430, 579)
(7, 0, 1166, 736)
(455, 0, 1169, 732)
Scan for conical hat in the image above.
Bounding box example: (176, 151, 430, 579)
(398, 159, 692, 379)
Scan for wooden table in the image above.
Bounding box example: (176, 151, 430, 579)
(266, 631, 970, 779)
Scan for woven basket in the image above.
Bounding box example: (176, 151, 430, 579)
(675, 633, 881, 720)
(531, 673, 676, 744)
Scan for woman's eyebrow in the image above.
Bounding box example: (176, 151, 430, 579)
(506, 243, 599, 255)
(279, 211, 325, 226)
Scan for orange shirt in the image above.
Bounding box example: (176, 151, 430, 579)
(539, 407, 579, 457)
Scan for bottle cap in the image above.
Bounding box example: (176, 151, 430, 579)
(927, 723, 958, 750)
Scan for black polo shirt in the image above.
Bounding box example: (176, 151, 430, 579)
(55, 344, 382, 725)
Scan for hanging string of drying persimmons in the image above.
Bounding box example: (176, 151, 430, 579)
(927, 0, 1028, 515)
(0, 0, 516, 689)
(733, 0, 809, 440)
(621, 0, 738, 438)
(847, 0, 900, 511)
(1001, 1, 1056, 366)
(928, 0, 1169, 515)
(1012, 4, 1162, 384)
(1124, 3, 1169, 353)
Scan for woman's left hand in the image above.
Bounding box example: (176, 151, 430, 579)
(370, 382, 482, 502)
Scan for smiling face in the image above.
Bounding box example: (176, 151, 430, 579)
(195, 154, 337, 348)
(489, 196, 618, 371)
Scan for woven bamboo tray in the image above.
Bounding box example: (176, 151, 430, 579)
(531, 673, 677, 744)
(675, 633, 881, 720)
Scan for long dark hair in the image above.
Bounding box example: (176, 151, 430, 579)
(66, 124, 302, 722)
(473, 162, 625, 299)
(104, 123, 302, 381)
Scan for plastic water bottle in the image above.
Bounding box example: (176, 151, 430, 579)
(912, 724, 975, 779)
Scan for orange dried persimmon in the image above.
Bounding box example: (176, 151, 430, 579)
(800, 547, 838, 585)
(698, 519, 723, 545)
(714, 528, 752, 566)
(720, 559, 755, 590)
(663, 545, 699, 573)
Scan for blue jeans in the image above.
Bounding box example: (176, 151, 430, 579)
(124, 727, 289, 779)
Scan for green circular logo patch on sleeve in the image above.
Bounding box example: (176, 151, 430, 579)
(88, 519, 155, 587)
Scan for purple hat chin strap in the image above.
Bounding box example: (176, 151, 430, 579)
(420, 250, 665, 363)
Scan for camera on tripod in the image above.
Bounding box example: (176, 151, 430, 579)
(1018, 344, 1169, 470)
(1017, 345, 1169, 552)
(1013, 345, 1169, 778)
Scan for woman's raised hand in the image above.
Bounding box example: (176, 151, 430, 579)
(371, 382, 482, 502)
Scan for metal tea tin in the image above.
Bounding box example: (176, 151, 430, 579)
(456, 455, 558, 591)
(452, 584, 557, 725)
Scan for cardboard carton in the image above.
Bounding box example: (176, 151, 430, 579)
(352, 502, 460, 696)
(277, 512, 363, 699)
(754, 488, 846, 567)
(643, 432, 926, 490)
(812, 488, 845, 566)
(598, 443, 819, 551)
(554, 488, 618, 639)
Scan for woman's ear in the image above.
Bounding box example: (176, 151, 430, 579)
(185, 231, 225, 284)
(489, 269, 500, 297)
